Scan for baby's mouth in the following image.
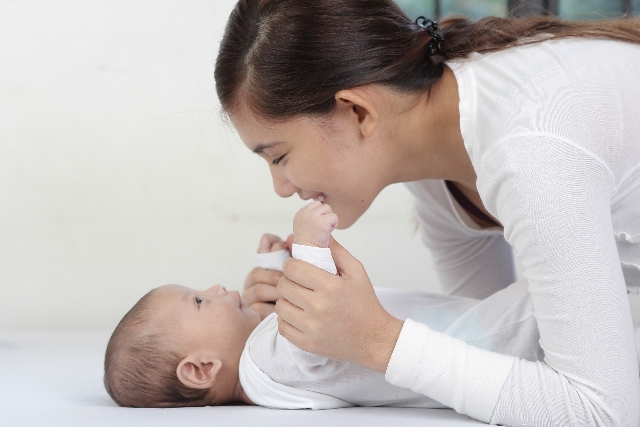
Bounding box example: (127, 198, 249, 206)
(234, 292, 244, 308)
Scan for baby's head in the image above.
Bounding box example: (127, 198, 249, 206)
(104, 284, 261, 407)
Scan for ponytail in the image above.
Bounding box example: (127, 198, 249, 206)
(439, 14, 640, 59)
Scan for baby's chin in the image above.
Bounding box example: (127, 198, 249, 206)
(243, 304, 263, 329)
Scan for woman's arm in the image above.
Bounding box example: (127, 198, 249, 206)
(484, 135, 639, 426)
(388, 135, 639, 426)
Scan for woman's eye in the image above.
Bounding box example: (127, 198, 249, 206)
(271, 155, 285, 166)
(195, 296, 203, 307)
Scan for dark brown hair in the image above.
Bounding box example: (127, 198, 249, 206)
(214, 0, 640, 120)
(103, 289, 213, 408)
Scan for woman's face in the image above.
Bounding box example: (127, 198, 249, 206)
(229, 107, 389, 229)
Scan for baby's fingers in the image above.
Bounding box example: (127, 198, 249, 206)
(271, 241, 288, 252)
(310, 202, 334, 215)
(258, 233, 283, 254)
(325, 212, 339, 230)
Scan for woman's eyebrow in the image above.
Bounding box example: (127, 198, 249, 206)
(253, 141, 284, 154)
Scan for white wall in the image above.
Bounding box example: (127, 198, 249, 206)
(0, 0, 438, 331)
(1, 0, 638, 331)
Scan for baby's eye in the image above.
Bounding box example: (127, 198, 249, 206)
(195, 296, 203, 307)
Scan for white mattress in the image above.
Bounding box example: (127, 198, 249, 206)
(0, 331, 486, 426)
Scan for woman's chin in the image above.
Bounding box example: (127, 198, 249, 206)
(333, 199, 375, 230)
(334, 210, 363, 230)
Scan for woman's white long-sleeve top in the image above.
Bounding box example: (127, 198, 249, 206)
(387, 38, 640, 426)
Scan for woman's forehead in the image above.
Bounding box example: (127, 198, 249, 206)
(231, 110, 333, 149)
(230, 113, 294, 149)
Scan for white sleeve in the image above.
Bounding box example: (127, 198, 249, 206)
(388, 135, 640, 426)
(291, 244, 337, 274)
(240, 314, 352, 410)
(256, 249, 291, 271)
(255, 245, 337, 274)
(260, 244, 339, 374)
(409, 179, 517, 300)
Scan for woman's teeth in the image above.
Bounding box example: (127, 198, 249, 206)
(314, 193, 326, 203)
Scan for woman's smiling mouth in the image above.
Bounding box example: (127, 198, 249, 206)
(312, 192, 326, 203)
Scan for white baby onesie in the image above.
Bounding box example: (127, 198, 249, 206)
(239, 244, 544, 409)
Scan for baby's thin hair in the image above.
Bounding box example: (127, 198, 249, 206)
(104, 289, 213, 407)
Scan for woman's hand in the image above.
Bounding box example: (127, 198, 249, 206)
(242, 233, 294, 320)
(275, 236, 404, 373)
(242, 267, 282, 320)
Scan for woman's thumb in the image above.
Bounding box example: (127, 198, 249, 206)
(285, 234, 294, 253)
(328, 235, 353, 275)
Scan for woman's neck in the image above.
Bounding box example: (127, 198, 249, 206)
(387, 66, 477, 192)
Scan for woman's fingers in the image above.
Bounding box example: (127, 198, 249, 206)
(285, 234, 294, 253)
(281, 237, 358, 290)
(242, 267, 283, 308)
(277, 315, 305, 347)
(328, 235, 360, 277)
(277, 236, 403, 372)
(244, 267, 283, 290)
(281, 258, 330, 292)
(242, 283, 282, 306)
(274, 296, 306, 333)
(249, 302, 276, 320)
(276, 274, 314, 311)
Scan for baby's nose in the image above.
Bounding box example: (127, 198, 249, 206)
(207, 284, 227, 295)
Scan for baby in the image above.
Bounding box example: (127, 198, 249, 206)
(104, 201, 544, 408)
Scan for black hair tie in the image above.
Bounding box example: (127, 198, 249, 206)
(415, 16, 444, 55)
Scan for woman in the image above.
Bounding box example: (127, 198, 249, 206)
(214, 0, 640, 425)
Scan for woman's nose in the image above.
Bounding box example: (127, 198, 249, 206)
(270, 167, 297, 198)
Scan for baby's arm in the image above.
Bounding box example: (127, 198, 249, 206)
(291, 202, 338, 274)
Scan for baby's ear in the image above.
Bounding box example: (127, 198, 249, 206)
(176, 352, 223, 389)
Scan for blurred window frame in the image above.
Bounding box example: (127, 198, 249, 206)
(421, 0, 635, 19)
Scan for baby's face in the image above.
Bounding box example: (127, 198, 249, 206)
(152, 284, 262, 361)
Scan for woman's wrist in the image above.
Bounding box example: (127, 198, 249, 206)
(363, 314, 405, 373)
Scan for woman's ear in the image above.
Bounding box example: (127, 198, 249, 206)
(334, 87, 380, 138)
(176, 352, 223, 389)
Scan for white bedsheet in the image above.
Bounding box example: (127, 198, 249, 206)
(0, 331, 486, 426)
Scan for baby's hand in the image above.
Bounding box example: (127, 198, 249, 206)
(257, 233, 288, 254)
(293, 201, 338, 248)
